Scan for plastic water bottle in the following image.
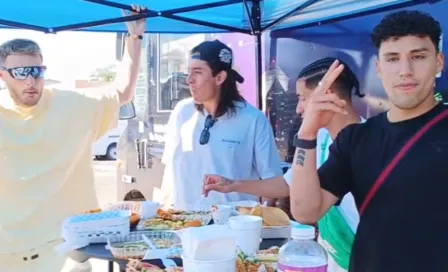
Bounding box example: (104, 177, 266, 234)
(278, 224, 328, 272)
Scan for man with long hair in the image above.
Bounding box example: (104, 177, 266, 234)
(161, 39, 283, 209)
(290, 11, 447, 271)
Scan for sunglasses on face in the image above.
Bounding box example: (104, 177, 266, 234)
(0, 66, 47, 80)
(199, 115, 217, 145)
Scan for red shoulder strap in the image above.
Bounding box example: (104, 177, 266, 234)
(359, 108, 448, 216)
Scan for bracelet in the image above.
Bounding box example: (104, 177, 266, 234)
(126, 33, 143, 40)
(293, 134, 317, 149)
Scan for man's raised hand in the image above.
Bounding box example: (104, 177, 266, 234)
(298, 60, 347, 137)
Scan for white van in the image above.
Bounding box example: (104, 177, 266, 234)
(92, 120, 127, 160)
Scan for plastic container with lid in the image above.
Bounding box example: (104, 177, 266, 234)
(278, 224, 328, 272)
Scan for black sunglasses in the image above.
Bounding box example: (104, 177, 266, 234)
(0, 66, 47, 80)
(199, 115, 217, 145)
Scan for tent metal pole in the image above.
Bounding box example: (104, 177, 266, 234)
(52, 13, 150, 32)
(243, 0, 256, 34)
(0, 19, 48, 33)
(255, 32, 263, 111)
(248, 0, 263, 111)
(74, 0, 249, 34)
(84, 0, 244, 15)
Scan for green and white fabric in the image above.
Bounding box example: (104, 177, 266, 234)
(317, 131, 354, 270)
(284, 118, 365, 271)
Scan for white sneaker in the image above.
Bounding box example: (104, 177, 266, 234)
(70, 261, 92, 272)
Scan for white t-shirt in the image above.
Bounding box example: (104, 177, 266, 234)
(284, 117, 366, 233)
(161, 98, 283, 210)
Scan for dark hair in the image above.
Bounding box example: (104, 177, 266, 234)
(297, 57, 364, 99)
(371, 10, 441, 52)
(191, 47, 246, 118)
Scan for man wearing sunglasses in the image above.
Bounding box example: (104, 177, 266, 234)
(160, 39, 283, 210)
(0, 5, 146, 272)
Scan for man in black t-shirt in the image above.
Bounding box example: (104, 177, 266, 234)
(290, 11, 447, 271)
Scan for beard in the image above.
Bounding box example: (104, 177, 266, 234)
(8, 86, 42, 107)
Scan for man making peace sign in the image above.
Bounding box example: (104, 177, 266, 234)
(290, 10, 448, 271)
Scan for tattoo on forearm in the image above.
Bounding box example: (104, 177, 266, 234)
(295, 148, 306, 166)
(223, 177, 232, 186)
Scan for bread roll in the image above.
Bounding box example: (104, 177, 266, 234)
(261, 206, 290, 226)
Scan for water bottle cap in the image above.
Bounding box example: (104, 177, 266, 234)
(291, 224, 315, 240)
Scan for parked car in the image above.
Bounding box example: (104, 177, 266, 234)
(92, 120, 127, 160)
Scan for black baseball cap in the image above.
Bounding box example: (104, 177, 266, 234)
(190, 39, 245, 83)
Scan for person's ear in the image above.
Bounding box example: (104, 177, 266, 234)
(436, 51, 444, 76)
(375, 58, 382, 80)
(215, 71, 227, 86)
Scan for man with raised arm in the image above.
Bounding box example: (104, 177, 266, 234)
(290, 11, 448, 271)
(203, 57, 365, 271)
(0, 5, 146, 272)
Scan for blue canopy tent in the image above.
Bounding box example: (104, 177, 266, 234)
(0, 0, 441, 109)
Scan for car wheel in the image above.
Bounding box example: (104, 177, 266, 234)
(106, 143, 117, 160)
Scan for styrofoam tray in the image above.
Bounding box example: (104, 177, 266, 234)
(68, 210, 130, 224)
(62, 210, 131, 244)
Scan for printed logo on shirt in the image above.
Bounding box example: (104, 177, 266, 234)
(222, 139, 241, 145)
(222, 138, 241, 149)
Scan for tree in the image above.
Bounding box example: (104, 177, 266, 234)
(91, 64, 117, 82)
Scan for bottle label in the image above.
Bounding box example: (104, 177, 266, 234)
(278, 263, 328, 272)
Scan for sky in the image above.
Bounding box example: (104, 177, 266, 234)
(0, 29, 117, 83)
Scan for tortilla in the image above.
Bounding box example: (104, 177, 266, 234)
(236, 207, 252, 215)
(237, 204, 290, 227)
(260, 206, 290, 227)
(250, 205, 263, 217)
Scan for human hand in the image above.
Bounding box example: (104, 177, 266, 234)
(298, 60, 347, 138)
(122, 4, 147, 35)
(202, 174, 233, 197)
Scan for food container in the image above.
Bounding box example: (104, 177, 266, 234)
(182, 255, 236, 272)
(62, 210, 131, 244)
(106, 231, 181, 259)
(136, 213, 213, 231)
(104, 200, 160, 218)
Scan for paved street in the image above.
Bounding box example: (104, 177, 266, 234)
(91, 160, 118, 208)
(62, 160, 121, 272)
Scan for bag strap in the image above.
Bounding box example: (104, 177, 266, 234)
(359, 108, 448, 216)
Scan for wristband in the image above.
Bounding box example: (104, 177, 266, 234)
(293, 133, 317, 149)
(127, 33, 143, 40)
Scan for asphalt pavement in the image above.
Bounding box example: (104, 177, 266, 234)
(62, 160, 121, 272)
